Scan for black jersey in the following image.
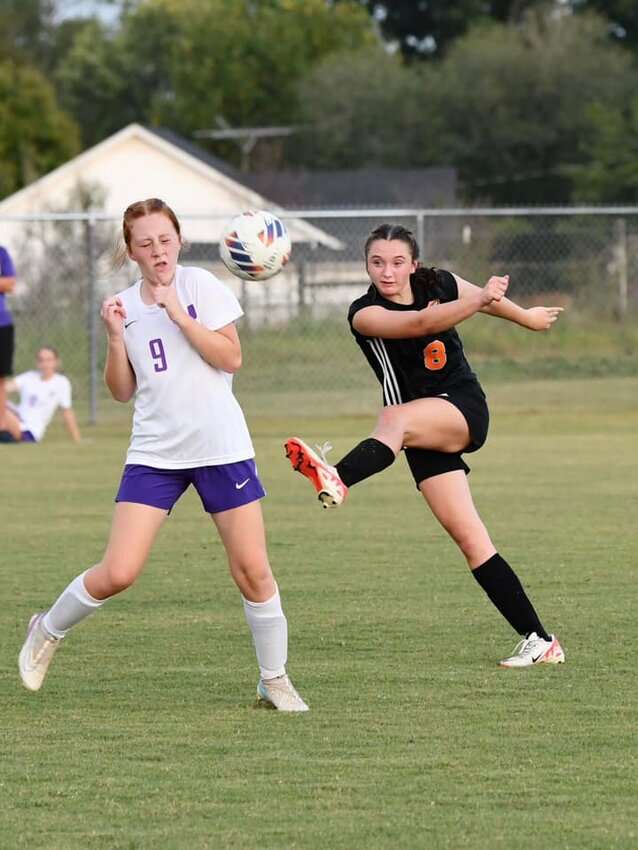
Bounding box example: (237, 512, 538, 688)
(347, 269, 480, 405)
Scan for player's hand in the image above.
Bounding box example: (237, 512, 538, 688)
(481, 274, 509, 306)
(526, 305, 564, 331)
(101, 297, 126, 337)
(148, 282, 185, 323)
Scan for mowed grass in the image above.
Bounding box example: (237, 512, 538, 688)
(1, 377, 637, 850)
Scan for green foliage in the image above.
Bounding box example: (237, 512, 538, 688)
(5, 1, 638, 205)
(0, 0, 56, 66)
(567, 94, 638, 202)
(55, 15, 174, 146)
(288, 47, 428, 169)
(339, 0, 638, 58)
(571, 0, 638, 49)
(0, 59, 81, 198)
(334, 0, 541, 59)
(418, 10, 637, 202)
(55, 0, 377, 155)
(282, 9, 637, 200)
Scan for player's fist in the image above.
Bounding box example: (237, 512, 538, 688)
(101, 297, 126, 336)
(481, 274, 509, 306)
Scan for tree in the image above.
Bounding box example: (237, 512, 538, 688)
(568, 96, 638, 202)
(333, 0, 545, 59)
(0, 59, 81, 198)
(287, 9, 636, 204)
(416, 10, 637, 202)
(55, 0, 377, 156)
(569, 1, 638, 50)
(55, 15, 174, 147)
(0, 0, 91, 75)
(0, 0, 57, 66)
(286, 47, 430, 168)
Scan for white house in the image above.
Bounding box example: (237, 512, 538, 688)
(0, 123, 342, 320)
(0, 122, 340, 247)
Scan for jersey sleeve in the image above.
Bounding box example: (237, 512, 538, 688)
(347, 289, 375, 333)
(191, 268, 244, 330)
(14, 372, 28, 392)
(56, 376, 73, 409)
(0, 247, 16, 277)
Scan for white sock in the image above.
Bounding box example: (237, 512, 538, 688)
(42, 571, 105, 639)
(242, 585, 288, 680)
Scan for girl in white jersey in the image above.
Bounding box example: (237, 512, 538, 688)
(5, 346, 82, 443)
(18, 198, 308, 712)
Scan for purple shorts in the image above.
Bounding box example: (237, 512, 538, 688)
(115, 459, 266, 514)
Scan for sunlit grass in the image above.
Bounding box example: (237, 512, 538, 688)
(1, 377, 637, 849)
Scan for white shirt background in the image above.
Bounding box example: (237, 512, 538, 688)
(118, 265, 255, 469)
(12, 371, 72, 441)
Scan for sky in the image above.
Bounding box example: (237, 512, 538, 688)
(55, 0, 122, 24)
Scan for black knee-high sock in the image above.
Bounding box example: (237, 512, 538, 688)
(472, 553, 551, 640)
(335, 438, 396, 488)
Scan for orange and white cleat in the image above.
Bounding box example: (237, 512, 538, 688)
(499, 632, 565, 668)
(285, 437, 348, 508)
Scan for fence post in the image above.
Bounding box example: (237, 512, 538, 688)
(85, 217, 98, 424)
(614, 218, 628, 320)
(297, 258, 306, 314)
(416, 212, 425, 254)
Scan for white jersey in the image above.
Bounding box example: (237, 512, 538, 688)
(117, 265, 254, 469)
(12, 371, 72, 441)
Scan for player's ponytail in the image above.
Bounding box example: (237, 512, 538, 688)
(410, 266, 447, 300)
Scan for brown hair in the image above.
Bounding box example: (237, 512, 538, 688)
(36, 345, 60, 359)
(113, 198, 183, 268)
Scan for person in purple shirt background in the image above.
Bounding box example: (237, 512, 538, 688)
(0, 244, 17, 442)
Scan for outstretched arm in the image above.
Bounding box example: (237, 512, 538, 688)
(455, 275, 563, 331)
(353, 276, 508, 339)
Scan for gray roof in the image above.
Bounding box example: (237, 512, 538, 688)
(245, 167, 456, 209)
(145, 125, 456, 209)
(146, 125, 245, 184)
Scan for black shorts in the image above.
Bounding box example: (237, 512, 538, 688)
(0, 324, 14, 377)
(404, 382, 489, 486)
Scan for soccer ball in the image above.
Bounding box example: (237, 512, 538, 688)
(219, 210, 291, 281)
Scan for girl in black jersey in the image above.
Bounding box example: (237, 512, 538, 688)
(286, 223, 565, 669)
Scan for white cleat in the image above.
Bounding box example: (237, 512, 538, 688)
(19, 613, 61, 691)
(499, 632, 565, 668)
(257, 675, 309, 712)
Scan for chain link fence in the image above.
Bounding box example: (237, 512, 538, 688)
(2, 207, 637, 423)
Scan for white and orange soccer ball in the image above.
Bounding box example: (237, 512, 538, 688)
(219, 210, 291, 281)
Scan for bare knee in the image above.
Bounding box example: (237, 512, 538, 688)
(373, 406, 406, 451)
(85, 561, 140, 599)
(377, 405, 404, 431)
(444, 520, 494, 566)
(231, 557, 276, 602)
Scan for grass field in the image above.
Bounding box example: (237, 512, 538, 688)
(1, 377, 637, 850)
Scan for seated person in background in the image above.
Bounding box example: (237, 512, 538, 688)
(4, 346, 82, 443)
